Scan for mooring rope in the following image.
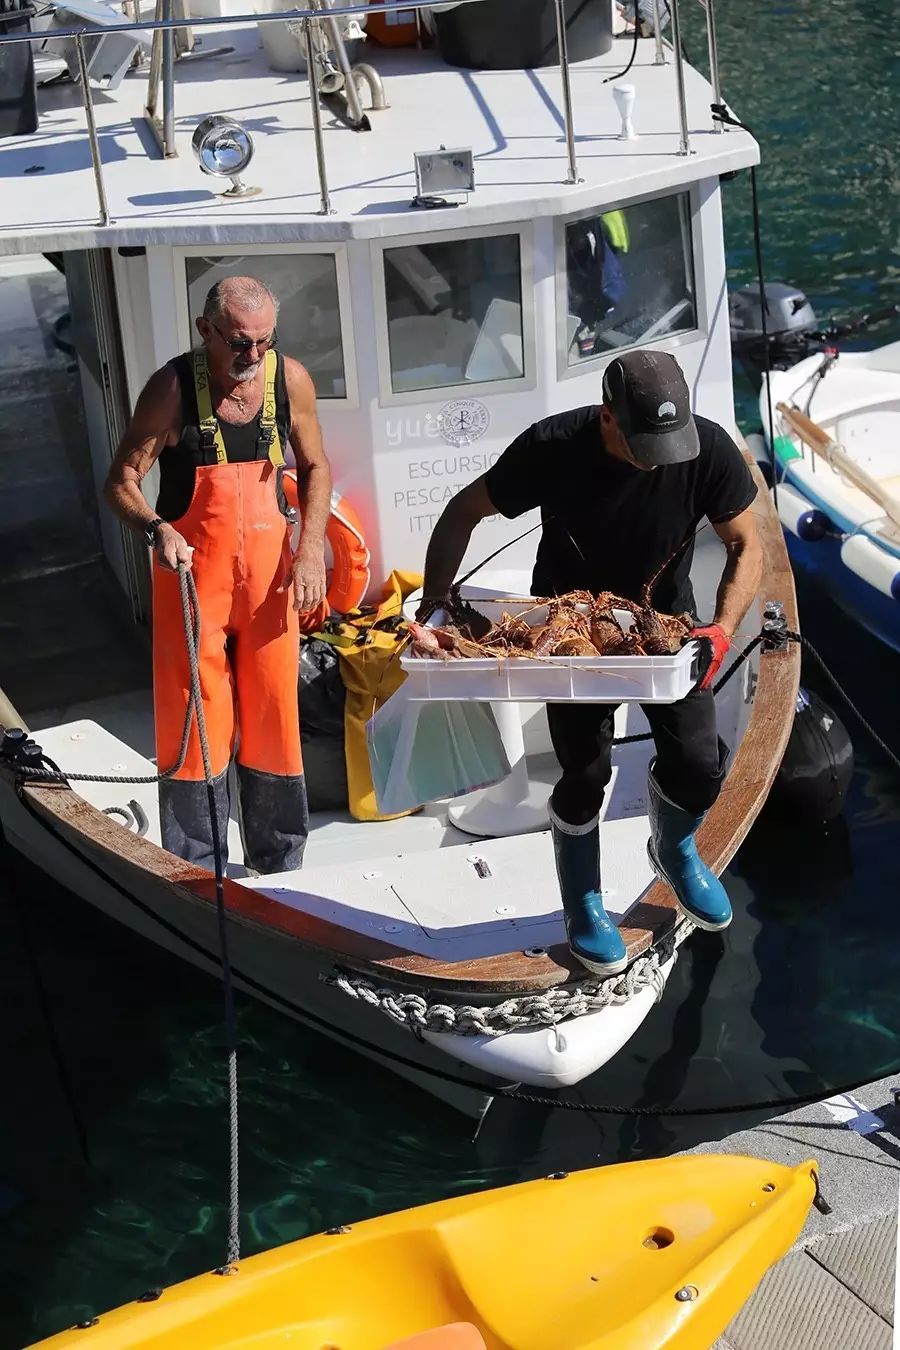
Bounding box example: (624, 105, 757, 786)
(175, 567, 241, 1275)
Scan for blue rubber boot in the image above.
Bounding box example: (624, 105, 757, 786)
(646, 764, 732, 931)
(549, 804, 628, 976)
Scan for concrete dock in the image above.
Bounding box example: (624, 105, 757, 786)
(703, 1075, 898, 1349)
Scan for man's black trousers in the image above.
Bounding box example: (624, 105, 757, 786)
(548, 687, 728, 826)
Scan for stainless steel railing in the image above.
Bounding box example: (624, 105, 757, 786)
(0, 0, 726, 228)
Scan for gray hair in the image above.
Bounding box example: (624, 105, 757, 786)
(202, 276, 280, 323)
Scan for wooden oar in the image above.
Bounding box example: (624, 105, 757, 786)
(776, 402, 900, 540)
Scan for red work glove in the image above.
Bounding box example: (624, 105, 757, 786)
(690, 623, 731, 690)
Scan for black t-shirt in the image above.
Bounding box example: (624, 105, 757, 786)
(484, 405, 757, 616)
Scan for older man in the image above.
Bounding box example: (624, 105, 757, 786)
(418, 351, 762, 975)
(105, 275, 332, 875)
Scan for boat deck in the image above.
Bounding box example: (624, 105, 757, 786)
(24, 688, 666, 959)
(1, 25, 758, 252)
(702, 1075, 899, 1349)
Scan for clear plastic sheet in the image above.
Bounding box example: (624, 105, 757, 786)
(366, 686, 511, 816)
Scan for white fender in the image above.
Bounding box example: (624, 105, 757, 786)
(775, 482, 830, 542)
(840, 533, 900, 601)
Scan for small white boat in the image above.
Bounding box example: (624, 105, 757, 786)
(761, 342, 900, 651)
(0, 0, 799, 1114)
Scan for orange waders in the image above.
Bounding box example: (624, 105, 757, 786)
(153, 350, 308, 875)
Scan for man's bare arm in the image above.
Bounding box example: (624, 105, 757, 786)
(709, 507, 763, 639)
(418, 477, 498, 618)
(104, 366, 193, 571)
(285, 358, 332, 613)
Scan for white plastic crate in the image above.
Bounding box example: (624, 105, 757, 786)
(403, 600, 701, 704)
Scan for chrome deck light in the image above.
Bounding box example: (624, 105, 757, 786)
(192, 115, 262, 199)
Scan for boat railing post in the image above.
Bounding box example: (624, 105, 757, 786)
(161, 0, 176, 158)
(668, 0, 691, 155)
(651, 0, 666, 64)
(144, 0, 177, 158)
(553, 0, 581, 184)
(75, 34, 110, 226)
(311, 0, 367, 128)
(304, 18, 335, 214)
(704, 0, 724, 132)
(144, 0, 163, 121)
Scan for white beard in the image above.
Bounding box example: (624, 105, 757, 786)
(230, 358, 261, 383)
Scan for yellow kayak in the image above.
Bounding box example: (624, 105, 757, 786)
(33, 1153, 817, 1350)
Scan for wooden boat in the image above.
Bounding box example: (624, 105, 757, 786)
(760, 341, 900, 652)
(29, 1153, 819, 1349)
(0, 1, 799, 1113)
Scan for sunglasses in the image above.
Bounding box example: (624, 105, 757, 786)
(212, 321, 278, 354)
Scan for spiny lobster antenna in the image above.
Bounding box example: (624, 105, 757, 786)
(642, 521, 711, 607)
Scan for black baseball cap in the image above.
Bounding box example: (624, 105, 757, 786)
(602, 350, 700, 466)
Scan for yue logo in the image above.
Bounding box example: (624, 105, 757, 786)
(657, 401, 677, 420)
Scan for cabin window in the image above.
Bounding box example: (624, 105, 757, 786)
(382, 234, 525, 393)
(563, 193, 696, 365)
(184, 254, 347, 398)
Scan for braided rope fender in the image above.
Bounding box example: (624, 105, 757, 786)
(322, 922, 693, 1037)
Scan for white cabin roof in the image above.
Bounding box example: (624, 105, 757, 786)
(1, 26, 759, 253)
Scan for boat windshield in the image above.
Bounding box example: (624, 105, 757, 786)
(564, 190, 696, 365)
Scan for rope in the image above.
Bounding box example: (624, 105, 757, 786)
(175, 568, 241, 1275)
(10, 593, 201, 785)
(791, 631, 900, 774)
(324, 923, 689, 1037)
(4, 569, 246, 1267)
(612, 632, 764, 746)
(10, 783, 897, 1122)
(499, 1073, 897, 1118)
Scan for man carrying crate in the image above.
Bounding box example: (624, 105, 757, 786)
(417, 351, 762, 976)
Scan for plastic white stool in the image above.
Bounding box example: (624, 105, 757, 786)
(447, 699, 551, 837)
(404, 574, 551, 839)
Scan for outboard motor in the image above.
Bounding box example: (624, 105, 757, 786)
(729, 282, 819, 389)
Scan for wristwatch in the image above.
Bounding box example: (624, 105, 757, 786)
(144, 517, 165, 546)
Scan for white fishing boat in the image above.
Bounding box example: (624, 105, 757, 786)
(760, 342, 900, 653)
(0, 0, 799, 1114)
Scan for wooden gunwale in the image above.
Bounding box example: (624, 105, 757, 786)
(1, 453, 798, 998)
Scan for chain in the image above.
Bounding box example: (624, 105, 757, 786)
(324, 923, 691, 1036)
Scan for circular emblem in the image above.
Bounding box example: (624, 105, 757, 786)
(437, 398, 490, 447)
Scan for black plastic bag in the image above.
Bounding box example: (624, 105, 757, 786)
(299, 638, 348, 812)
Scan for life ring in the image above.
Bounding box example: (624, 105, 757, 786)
(282, 473, 371, 614)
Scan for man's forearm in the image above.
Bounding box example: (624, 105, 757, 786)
(422, 506, 476, 601)
(105, 477, 157, 534)
(712, 538, 763, 638)
(296, 461, 332, 554)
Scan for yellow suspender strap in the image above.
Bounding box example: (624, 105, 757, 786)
(192, 349, 227, 466)
(260, 350, 284, 468)
(192, 348, 284, 468)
